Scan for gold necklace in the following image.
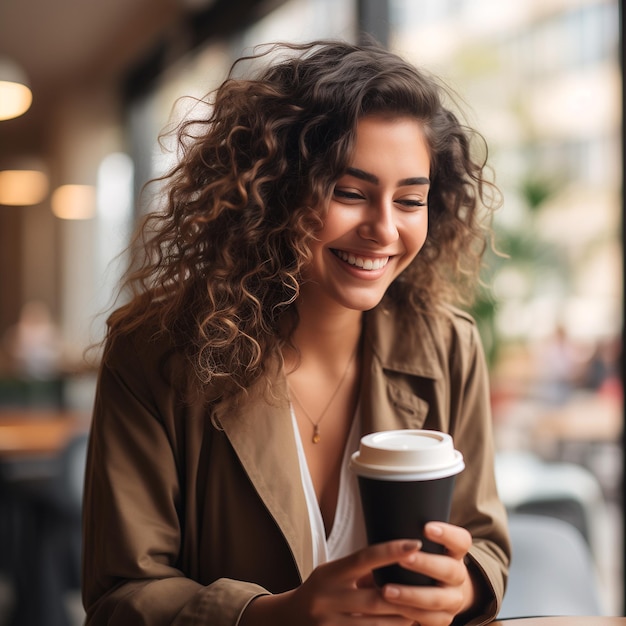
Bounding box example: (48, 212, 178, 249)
(288, 345, 358, 444)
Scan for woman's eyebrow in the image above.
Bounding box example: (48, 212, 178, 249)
(346, 167, 430, 186)
(399, 176, 430, 186)
(346, 167, 379, 184)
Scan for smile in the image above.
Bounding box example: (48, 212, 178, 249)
(332, 249, 390, 271)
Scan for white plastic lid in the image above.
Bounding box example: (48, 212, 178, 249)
(349, 429, 464, 481)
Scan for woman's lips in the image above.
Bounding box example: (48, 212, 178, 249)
(331, 249, 390, 271)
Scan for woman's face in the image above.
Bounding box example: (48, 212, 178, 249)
(299, 115, 431, 314)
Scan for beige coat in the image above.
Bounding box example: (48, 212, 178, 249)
(82, 303, 510, 625)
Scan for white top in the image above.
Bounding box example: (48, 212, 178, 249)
(291, 405, 368, 567)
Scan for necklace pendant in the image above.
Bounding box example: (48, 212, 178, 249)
(312, 424, 321, 444)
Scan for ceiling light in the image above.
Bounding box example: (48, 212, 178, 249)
(0, 169, 49, 205)
(0, 56, 33, 120)
(51, 184, 97, 219)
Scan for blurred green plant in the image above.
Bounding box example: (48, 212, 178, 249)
(469, 173, 569, 368)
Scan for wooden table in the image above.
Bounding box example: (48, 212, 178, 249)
(491, 617, 626, 625)
(0, 408, 89, 459)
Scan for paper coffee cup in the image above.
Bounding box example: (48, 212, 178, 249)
(350, 429, 464, 586)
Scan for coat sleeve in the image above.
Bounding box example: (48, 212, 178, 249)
(446, 313, 511, 626)
(81, 333, 269, 625)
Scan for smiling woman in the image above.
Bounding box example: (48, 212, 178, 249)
(82, 39, 509, 626)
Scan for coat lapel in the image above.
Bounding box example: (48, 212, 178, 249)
(218, 372, 314, 581)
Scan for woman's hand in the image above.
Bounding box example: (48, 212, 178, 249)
(240, 539, 422, 625)
(380, 522, 476, 626)
(241, 524, 477, 626)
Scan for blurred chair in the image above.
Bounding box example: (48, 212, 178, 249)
(498, 513, 604, 619)
(495, 450, 606, 550)
(54, 430, 88, 518)
(49, 431, 89, 594)
(2, 431, 88, 626)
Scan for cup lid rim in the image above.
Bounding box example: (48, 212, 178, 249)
(349, 449, 465, 476)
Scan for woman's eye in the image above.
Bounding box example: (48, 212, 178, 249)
(397, 198, 426, 210)
(333, 188, 364, 201)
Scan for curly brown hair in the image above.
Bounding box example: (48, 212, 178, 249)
(107, 39, 500, 397)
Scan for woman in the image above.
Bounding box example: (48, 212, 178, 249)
(82, 39, 510, 626)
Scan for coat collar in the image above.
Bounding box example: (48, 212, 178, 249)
(357, 305, 439, 436)
(363, 303, 443, 380)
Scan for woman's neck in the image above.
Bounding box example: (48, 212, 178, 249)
(284, 303, 363, 373)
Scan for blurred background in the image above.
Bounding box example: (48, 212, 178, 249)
(0, 0, 623, 624)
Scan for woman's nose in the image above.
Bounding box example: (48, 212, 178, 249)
(358, 200, 399, 245)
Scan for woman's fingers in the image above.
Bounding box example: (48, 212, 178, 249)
(423, 522, 472, 559)
(391, 524, 470, 587)
(324, 523, 470, 588)
(327, 539, 422, 584)
(373, 523, 475, 625)
(302, 530, 471, 625)
(382, 582, 466, 626)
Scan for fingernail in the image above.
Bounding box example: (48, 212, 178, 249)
(402, 540, 422, 551)
(428, 523, 443, 536)
(385, 585, 400, 598)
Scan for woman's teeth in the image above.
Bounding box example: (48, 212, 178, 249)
(333, 250, 389, 270)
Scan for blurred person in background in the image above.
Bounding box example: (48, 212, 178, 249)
(3, 300, 62, 381)
(82, 39, 510, 626)
(1, 299, 65, 407)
